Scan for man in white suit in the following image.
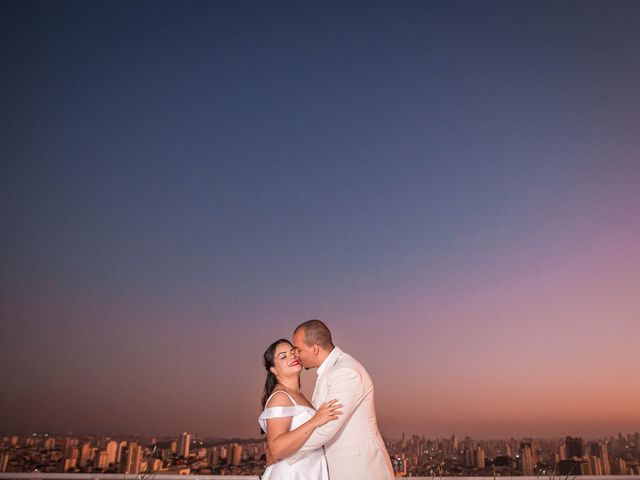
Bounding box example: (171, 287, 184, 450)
(287, 319, 394, 480)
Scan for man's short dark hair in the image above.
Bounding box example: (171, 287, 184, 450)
(294, 319, 334, 350)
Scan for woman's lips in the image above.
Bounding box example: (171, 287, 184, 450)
(289, 360, 300, 366)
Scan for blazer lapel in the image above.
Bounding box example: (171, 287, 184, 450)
(311, 347, 343, 408)
(311, 377, 322, 408)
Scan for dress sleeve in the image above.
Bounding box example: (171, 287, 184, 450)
(258, 406, 299, 433)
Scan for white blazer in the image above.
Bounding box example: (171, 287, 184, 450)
(287, 347, 394, 480)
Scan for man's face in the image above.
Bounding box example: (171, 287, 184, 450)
(293, 329, 317, 369)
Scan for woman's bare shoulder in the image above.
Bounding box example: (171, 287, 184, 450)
(265, 389, 295, 408)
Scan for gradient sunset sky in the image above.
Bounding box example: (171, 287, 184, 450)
(1, 0, 639, 440)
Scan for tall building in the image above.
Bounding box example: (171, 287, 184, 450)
(579, 461, 592, 475)
(219, 446, 228, 462)
(590, 456, 602, 475)
(556, 460, 581, 476)
(94, 451, 109, 470)
(0, 452, 9, 473)
(464, 447, 474, 467)
(589, 442, 611, 475)
(392, 454, 407, 476)
(106, 441, 118, 465)
(124, 443, 142, 474)
(559, 444, 567, 461)
(208, 447, 219, 466)
(79, 443, 92, 468)
(505, 442, 512, 458)
(179, 433, 190, 458)
(116, 441, 127, 464)
(232, 444, 242, 466)
(63, 458, 76, 472)
(43, 438, 56, 450)
(64, 447, 79, 470)
(565, 437, 585, 459)
(520, 443, 534, 476)
(475, 447, 485, 469)
(64, 437, 78, 450)
(226, 444, 242, 466)
(615, 458, 628, 475)
(148, 458, 162, 472)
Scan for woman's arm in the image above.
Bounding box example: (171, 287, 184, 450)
(266, 392, 341, 460)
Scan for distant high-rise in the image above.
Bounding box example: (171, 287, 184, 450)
(0, 452, 9, 473)
(559, 444, 567, 461)
(589, 442, 611, 475)
(579, 461, 592, 475)
(232, 444, 242, 466)
(179, 432, 190, 458)
(208, 447, 219, 466)
(63, 458, 76, 472)
(219, 446, 228, 462)
(464, 447, 474, 467)
(116, 441, 127, 464)
(474, 446, 485, 469)
(565, 436, 585, 459)
(148, 458, 162, 472)
(106, 440, 117, 465)
(392, 454, 407, 476)
(464, 436, 473, 451)
(79, 443, 91, 468)
(615, 458, 628, 475)
(556, 460, 581, 476)
(64, 447, 79, 470)
(226, 444, 242, 466)
(94, 451, 109, 470)
(124, 443, 142, 474)
(520, 443, 534, 476)
(66, 437, 79, 449)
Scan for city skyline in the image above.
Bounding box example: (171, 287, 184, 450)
(2, 1, 640, 439)
(2, 430, 639, 476)
(3, 429, 640, 443)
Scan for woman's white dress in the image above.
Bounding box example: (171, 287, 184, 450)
(258, 391, 329, 480)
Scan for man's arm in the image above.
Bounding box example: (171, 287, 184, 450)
(286, 367, 364, 464)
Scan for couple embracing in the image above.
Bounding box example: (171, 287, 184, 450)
(258, 319, 394, 480)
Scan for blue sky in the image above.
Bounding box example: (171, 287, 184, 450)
(1, 0, 639, 438)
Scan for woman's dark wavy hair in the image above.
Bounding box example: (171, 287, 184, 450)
(260, 339, 295, 435)
(261, 339, 293, 409)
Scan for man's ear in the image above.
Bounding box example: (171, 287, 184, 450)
(313, 344, 320, 356)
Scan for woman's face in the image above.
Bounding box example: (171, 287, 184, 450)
(271, 342, 302, 378)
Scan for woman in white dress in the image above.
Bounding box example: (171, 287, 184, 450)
(258, 338, 343, 480)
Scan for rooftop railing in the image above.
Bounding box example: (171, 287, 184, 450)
(2, 474, 640, 480)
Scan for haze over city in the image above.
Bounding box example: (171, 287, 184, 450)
(1, 0, 639, 440)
